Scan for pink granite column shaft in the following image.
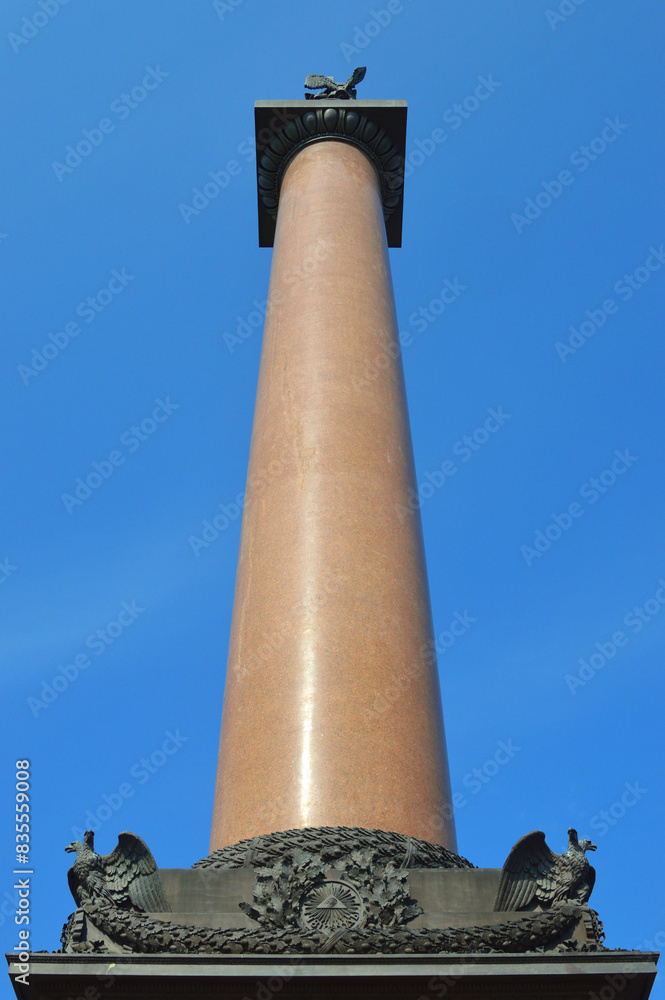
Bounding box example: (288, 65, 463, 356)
(210, 139, 457, 852)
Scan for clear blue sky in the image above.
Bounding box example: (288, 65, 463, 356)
(1, 0, 663, 987)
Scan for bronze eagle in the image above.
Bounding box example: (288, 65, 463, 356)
(494, 827, 597, 911)
(65, 829, 171, 912)
(304, 66, 366, 100)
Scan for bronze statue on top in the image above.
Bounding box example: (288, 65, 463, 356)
(304, 66, 366, 99)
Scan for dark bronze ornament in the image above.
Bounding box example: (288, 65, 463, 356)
(59, 825, 606, 958)
(494, 828, 597, 911)
(304, 66, 366, 100)
(300, 880, 364, 931)
(65, 829, 170, 912)
(194, 825, 473, 872)
(256, 106, 404, 230)
(238, 844, 422, 934)
(60, 896, 598, 956)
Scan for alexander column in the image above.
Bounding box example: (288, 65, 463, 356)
(12, 70, 657, 1000)
(210, 70, 458, 853)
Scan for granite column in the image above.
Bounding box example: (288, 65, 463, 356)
(211, 105, 457, 852)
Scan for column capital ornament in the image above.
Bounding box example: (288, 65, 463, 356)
(257, 104, 404, 231)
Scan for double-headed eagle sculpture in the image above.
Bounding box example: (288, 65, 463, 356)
(494, 827, 597, 911)
(304, 66, 366, 100)
(65, 829, 170, 912)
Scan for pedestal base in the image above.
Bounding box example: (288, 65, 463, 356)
(8, 951, 658, 1000)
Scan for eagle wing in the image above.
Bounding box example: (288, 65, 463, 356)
(304, 74, 334, 91)
(494, 831, 557, 911)
(102, 832, 171, 912)
(67, 865, 82, 906)
(345, 66, 367, 90)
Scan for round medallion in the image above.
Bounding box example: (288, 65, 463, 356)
(300, 879, 364, 931)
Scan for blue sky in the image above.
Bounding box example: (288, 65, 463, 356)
(1, 0, 663, 987)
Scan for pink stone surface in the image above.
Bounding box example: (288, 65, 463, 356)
(210, 140, 457, 852)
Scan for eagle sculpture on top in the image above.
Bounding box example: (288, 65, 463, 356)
(494, 828, 597, 911)
(65, 829, 171, 912)
(304, 66, 366, 100)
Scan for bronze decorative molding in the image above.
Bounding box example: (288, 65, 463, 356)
(238, 844, 422, 933)
(195, 825, 473, 872)
(256, 105, 404, 229)
(58, 825, 607, 959)
(60, 896, 597, 957)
